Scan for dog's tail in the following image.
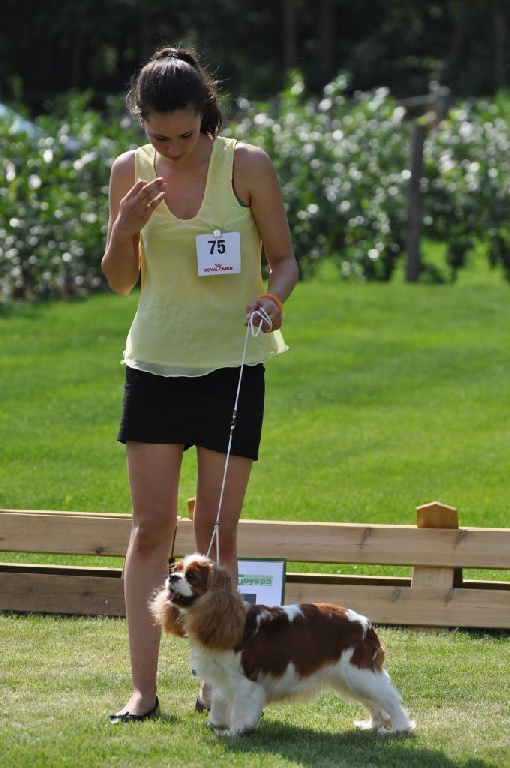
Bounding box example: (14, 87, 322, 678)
(366, 624, 385, 671)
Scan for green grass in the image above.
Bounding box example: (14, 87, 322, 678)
(2, 258, 510, 526)
(1, 257, 509, 576)
(1, 258, 509, 766)
(1, 614, 508, 768)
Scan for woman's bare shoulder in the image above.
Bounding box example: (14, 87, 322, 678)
(108, 150, 138, 199)
(233, 140, 273, 172)
(111, 149, 137, 175)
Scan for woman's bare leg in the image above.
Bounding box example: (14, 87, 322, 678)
(114, 442, 184, 717)
(193, 447, 253, 706)
(194, 447, 253, 580)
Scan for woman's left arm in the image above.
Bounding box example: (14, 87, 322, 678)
(235, 143, 299, 330)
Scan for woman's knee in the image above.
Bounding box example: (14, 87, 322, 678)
(129, 517, 175, 555)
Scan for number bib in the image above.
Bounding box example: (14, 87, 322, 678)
(196, 231, 241, 276)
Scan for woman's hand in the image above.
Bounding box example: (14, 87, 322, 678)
(102, 152, 167, 295)
(114, 177, 167, 238)
(245, 295, 282, 332)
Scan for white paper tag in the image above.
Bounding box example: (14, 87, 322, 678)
(196, 231, 241, 276)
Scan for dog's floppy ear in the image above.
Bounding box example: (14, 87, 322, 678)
(186, 562, 246, 649)
(207, 560, 234, 593)
(149, 587, 187, 638)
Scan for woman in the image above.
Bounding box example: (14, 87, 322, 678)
(102, 45, 298, 722)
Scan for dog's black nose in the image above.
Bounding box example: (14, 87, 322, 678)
(169, 573, 180, 585)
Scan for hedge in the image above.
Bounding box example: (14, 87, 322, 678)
(2, 80, 510, 301)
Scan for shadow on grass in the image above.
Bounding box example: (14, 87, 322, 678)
(218, 721, 498, 768)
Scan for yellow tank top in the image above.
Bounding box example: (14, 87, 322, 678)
(123, 136, 288, 376)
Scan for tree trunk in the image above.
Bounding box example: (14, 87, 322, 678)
(405, 123, 427, 283)
(493, 0, 507, 91)
(283, 0, 297, 74)
(318, 0, 334, 81)
(442, 0, 470, 86)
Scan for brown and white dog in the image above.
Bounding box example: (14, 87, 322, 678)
(151, 553, 415, 736)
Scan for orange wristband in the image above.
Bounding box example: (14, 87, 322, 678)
(260, 293, 283, 313)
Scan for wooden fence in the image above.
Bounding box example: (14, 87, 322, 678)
(0, 501, 509, 629)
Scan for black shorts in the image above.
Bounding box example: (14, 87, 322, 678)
(117, 364, 265, 461)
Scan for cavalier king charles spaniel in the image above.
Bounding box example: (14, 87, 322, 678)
(151, 553, 415, 736)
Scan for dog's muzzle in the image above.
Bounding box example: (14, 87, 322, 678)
(166, 574, 194, 607)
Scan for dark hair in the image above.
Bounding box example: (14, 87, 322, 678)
(126, 46, 223, 136)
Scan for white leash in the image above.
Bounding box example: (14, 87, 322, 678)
(206, 307, 272, 563)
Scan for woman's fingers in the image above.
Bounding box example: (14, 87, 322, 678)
(119, 177, 166, 231)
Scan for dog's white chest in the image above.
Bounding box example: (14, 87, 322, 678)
(191, 646, 243, 689)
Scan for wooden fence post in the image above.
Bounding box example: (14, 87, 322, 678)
(411, 500, 463, 589)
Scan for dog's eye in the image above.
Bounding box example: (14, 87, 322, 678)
(187, 571, 197, 583)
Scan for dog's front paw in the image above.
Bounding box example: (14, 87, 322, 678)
(354, 719, 376, 731)
(375, 721, 417, 736)
(215, 725, 251, 737)
(212, 716, 258, 737)
(208, 700, 230, 730)
(207, 714, 229, 729)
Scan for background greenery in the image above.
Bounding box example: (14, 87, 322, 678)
(1, 257, 509, 582)
(1, 0, 508, 108)
(3, 84, 510, 300)
(1, 615, 508, 768)
(1, 264, 509, 766)
(1, 7, 509, 765)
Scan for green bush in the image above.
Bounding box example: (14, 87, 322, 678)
(423, 91, 510, 280)
(227, 73, 411, 281)
(2, 82, 510, 300)
(229, 77, 510, 283)
(0, 92, 141, 300)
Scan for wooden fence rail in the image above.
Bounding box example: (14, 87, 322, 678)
(0, 501, 508, 629)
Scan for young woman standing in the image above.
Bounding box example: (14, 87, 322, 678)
(102, 45, 298, 721)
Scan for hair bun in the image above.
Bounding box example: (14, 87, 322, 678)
(154, 47, 179, 61)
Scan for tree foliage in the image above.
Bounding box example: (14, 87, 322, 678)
(1, 0, 508, 114)
(2, 81, 510, 301)
(0, 93, 142, 299)
(228, 75, 409, 281)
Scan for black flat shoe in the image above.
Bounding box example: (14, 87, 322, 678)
(194, 696, 210, 713)
(109, 697, 160, 724)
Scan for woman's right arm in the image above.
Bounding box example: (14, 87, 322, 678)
(101, 151, 166, 296)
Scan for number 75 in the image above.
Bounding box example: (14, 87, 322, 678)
(208, 239, 226, 255)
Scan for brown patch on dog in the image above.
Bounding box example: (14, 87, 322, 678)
(239, 603, 384, 681)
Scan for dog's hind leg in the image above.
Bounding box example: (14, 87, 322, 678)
(353, 702, 391, 731)
(329, 676, 388, 731)
(341, 666, 415, 733)
(364, 674, 415, 733)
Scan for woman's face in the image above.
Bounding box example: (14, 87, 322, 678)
(143, 107, 203, 163)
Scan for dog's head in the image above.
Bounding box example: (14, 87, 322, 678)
(166, 553, 229, 608)
(151, 554, 247, 650)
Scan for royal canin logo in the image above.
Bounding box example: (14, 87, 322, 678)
(203, 263, 234, 273)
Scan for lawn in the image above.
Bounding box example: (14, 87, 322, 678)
(1, 257, 509, 574)
(2, 258, 510, 528)
(0, 614, 508, 768)
(0, 257, 509, 766)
